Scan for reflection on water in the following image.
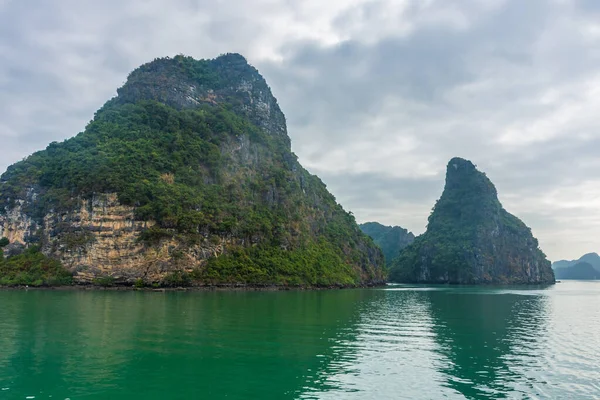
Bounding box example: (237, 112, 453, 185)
(300, 289, 455, 399)
(301, 284, 600, 399)
(0, 290, 380, 399)
(428, 290, 549, 398)
(0, 282, 599, 399)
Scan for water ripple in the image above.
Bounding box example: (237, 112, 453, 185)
(302, 282, 600, 399)
(0, 282, 599, 399)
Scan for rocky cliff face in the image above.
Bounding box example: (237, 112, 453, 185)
(359, 222, 415, 265)
(0, 53, 385, 286)
(390, 158, 555, 284)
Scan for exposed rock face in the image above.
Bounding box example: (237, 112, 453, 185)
(390, 158, 555, 284)
(359, 222, 415, 265)
(0, 192, 233, 284)
(0, 53, 385, 286)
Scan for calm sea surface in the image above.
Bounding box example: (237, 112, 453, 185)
(0, 281, 598, 399)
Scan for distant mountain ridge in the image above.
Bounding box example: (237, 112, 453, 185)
(552, 253, 600, 280)
(359, 222, 415, 264)
(554, 262, 600, 280)
(553, 253, 600, 271)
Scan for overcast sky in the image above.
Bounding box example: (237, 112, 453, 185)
(0, 0, 599, 261)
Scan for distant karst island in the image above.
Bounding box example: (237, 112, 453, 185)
(358, 222, 414, 266)
(0, 54, 555, 288)
(553, 253, 600, 280)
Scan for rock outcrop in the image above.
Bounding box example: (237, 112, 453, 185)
(0, 53, 385, 286)
(390, 158, 555, 284)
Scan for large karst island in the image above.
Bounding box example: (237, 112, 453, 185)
(0, 53, 385, 287)
(388, 158, 555, 284)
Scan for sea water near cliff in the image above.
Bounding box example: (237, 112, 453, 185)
(0, 281, 598, 399)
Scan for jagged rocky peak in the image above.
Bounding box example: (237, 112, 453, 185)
(116, 53, 290, 148)
(445, 157, 496, 195)
(390, 157, 555, 285)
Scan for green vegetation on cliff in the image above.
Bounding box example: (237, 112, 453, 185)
(2, 101, 270, 231)
(390, 158, 554, 284)
(0, 53, 384, 286)
(359, 222, 414, 265)
(0, 246, 73, 287)
(200, 240, 359, 285)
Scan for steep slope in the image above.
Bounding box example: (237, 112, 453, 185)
(553, 253, 600, 272)
(390, 158, 554, 284)
(359, 222, 414, 264)
(554, 262, 600, 280)
(0, 53, 385, 286)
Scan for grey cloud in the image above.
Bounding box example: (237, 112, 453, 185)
(321, 172, 442, 206)
(317, 171, 443, 235)
(575, 0, 600, 12)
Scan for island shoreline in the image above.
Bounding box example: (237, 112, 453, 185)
(0, 282, 389, 292)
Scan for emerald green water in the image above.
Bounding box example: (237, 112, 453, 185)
(0, 282, 598, 399)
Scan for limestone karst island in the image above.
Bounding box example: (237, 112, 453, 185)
(0, 54, 555, 288)
(0, 54, 386, 287)
(389, 158, 555, 284)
